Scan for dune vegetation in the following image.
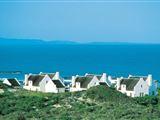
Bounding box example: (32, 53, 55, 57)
(0, 84, 160, 120)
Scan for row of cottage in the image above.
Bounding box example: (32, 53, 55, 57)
(2, 72, 158, 97)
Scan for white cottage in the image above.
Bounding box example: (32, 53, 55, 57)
(128, 74, 157, 96)
(39, 72, 63, 81)
(23, 72, 65, 93)
(117, 74, 157, 97)
(70, 75, 99, 92)
(85, 73, 112, 86)
(3, 78, 20, 87)
(85, 73, 107, 82)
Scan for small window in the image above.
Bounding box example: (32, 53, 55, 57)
(130, 93, 132, 97)
(140, 92, 144, 97)
(141, 85, 142, 88)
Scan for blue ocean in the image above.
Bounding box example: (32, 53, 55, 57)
(0, 44, 160, 81)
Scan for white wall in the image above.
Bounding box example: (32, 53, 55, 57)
(88, 76, 99, 89)
(45, 80, 58, 93)
(99, 73, 107, 82)
(3, 79, 11, 86)
(39, 75, 51, 92)
(53, 72, 60, 80)
(108, 76, 119, 87)
(70, 87, 87, 92)
(134, 78, 149, 97)
(57, 88, 65, 93)
(23, 86, 40, 91)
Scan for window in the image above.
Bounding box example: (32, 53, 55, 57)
(140, 92, 144, 97)
(141, 85, 142, 88)
(142, 93, 144, 96)
(130, 93, 132, 97)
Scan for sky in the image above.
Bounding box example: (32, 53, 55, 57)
(0, 0, 160, 43)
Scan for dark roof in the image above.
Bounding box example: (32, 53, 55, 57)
(129, 76, 147, 81)
(41, 73, 55, 79)
(48, 74, 55, 79)
(86, 74, 102, 80)
(120, 78, 139, 91)
(7, 78, 20, 87)
(96, 75, 102, 80)
(75, 76, 93, 88)
(52, 80, 65, 88)
(111, 77, 117, 79)
(86, 74, 94, 77)
(99, 82, 109, 86)
(28, 75, 45, 86)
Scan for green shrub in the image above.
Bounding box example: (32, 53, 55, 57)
(0, 86, 160, 119)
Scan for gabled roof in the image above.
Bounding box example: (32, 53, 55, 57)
(129, 76, 147, 81)
(40, 73, 55, 79)
(52, 80, 65, 88)
(75, 76, 93, 88)
(7, 78, 20, 87)
(86, 74, 102, 80)
(120, 78, 139, 91)
(96, 75, 102, 80)
(85, 74, 94, 78)
(28, 75, 45, 86)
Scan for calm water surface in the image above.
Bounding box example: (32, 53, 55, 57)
(0, 44, 160, 80)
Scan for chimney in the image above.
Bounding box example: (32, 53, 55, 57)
(117, 78, 121, 90)
(71, 76, 76, 87)
(85, 73, 89, 76)
(39, 72, 43, 75)
(24, 74, 29, 86)
(128, 74, 132, 78)
(108, 76, 112, 81)
(101, 73, 107, 82)
(55, 72, 60, 80)
(120, 76, 123, 79)
(147, 74, 152, 86)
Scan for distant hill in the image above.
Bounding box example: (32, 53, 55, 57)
(0, 38, 158, 46)
(0, 38, 78, 45)
(87, 41, 133, 45)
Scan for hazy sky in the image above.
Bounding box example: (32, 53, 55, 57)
(0, 0, 160, 43)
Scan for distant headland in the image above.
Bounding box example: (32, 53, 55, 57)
(0, 38, 158, 45)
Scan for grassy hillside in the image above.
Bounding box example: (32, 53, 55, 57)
(0, 85, 160, 120)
